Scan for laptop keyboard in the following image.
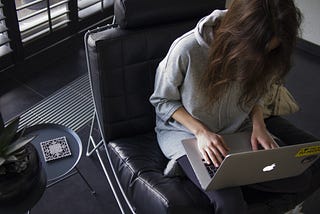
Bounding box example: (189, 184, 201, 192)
(204, 162, 219, 178)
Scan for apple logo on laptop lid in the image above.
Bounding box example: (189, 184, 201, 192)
(263, 163, 276, 172)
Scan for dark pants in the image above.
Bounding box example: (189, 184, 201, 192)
(177, 116, 320, 214)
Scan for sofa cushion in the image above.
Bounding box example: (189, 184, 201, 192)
(108, 133, 213, 214)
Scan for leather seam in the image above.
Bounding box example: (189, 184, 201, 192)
(108, 143, 170, 207)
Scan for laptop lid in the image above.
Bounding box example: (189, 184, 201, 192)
(182, 132, 320, 191)
(182, 132, 253, 189)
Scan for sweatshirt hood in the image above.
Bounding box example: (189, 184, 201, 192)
(195, 9, 227, 48)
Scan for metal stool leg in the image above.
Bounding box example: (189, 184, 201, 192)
(76, 167, 96, 195)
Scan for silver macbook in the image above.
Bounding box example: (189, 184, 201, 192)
(181, 132, 320, 191)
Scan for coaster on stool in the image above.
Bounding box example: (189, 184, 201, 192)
(40, 136, 72, 162)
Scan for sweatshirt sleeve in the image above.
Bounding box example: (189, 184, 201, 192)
(149, 42, 188, 123)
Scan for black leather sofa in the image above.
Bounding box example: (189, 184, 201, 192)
(85, 0, 318, 213)
(0, 112, 3, 129)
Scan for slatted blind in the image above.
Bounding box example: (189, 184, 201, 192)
(15, 0, 70, 43)
(78, 0, 113, 20)
(0, 1, 12, 57)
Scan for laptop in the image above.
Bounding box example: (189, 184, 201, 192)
(181, 132, 320, 191)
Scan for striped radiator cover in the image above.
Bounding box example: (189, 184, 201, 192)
(18, 74, 94, 131)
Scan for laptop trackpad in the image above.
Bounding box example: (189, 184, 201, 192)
(223, 132, 252, 153)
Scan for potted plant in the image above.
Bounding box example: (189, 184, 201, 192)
(0, 116, 41, 203)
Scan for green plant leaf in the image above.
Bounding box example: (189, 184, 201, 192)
(13, 126, 26, 142)
(0, 157, 5, 166)
(0, 117, 20, 151)
(12, 149, 26, 156)
(6, 155, 18, 162)
(5, 135, 36, 156)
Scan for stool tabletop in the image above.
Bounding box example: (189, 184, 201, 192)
(25, 123, 82, 181)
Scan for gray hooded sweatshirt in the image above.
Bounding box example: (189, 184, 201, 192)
(150, 10, 256, 160)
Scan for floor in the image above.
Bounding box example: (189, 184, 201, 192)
(0, 39, 320, 213)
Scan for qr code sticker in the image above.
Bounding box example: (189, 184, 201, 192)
(40, 136, 72, 162)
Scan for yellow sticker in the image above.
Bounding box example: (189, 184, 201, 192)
(296, 146, 320, 157)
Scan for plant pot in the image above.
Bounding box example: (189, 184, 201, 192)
(0, 144, 42, 204)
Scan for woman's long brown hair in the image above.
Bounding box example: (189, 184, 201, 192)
(200, 0, 302, 107)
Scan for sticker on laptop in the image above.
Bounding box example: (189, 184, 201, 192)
(295, 146, 320, 157)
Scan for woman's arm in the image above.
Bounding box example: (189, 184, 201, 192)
(172, 107, 229, 167)
(250, 104, 278, 150)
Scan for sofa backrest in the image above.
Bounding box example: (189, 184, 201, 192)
(87, 0, 225, 142)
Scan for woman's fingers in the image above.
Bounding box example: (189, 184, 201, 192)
(271, 141, 279, 149)
(262, 142, 272, 150)
(200, 149, 210, 164)
(206, 136, 228, 166)
(217, 135, 230, 153)
(252, 135, 279, 150)
(251, 137, 259, 151)
(205, 147, 222, 167)
(197, 132, 229, 167)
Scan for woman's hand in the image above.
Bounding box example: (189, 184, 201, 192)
(196, 130, 229, 167)
(171, 107, 229, 167)
(172, 107, 228, 167)
(251, 126, 278, 150)
(250, 104, 278, 151)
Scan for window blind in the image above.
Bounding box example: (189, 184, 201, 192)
(78, 0, 113, 20)
(0, 1, 12, 57)
(15, 0, 70, 43)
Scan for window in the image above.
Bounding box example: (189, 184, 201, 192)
(78, 0, 113, 20)
(15, 0, 70, 43)
(0, 0, 114, 72)
(0, 1, 12, 57)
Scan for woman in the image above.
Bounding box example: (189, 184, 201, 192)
(150, 0, 320, 213)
